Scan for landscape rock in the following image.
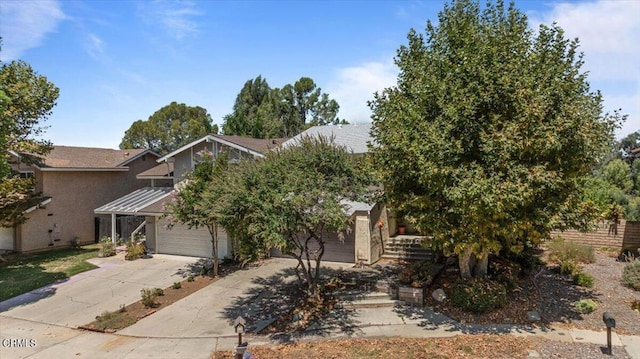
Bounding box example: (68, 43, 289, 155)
(432, 288, 447, 302)
(527, 311, 541, 322)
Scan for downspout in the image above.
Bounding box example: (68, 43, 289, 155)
(111, 213, 117, 246)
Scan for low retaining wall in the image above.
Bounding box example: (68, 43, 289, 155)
(551, 220, 640, 251)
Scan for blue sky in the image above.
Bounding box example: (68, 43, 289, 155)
(1, 0, 638, 149)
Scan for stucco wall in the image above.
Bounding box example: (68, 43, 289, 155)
(17, 154, 159, 252)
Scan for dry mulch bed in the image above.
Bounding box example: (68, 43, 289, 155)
(424, 249, 639, 335)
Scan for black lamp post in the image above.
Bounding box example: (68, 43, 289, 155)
(602, 312, 616, 356)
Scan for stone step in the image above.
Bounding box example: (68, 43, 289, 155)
(380, 252, 434, 261)
(335, 291, 392, 302)
(335, 294, 400, 309)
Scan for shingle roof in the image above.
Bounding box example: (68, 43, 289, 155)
(37, 146, 155, 169)
(137, 162, 174, 178)
(281, 124, 374, 154)
(213, 135, 287, 155)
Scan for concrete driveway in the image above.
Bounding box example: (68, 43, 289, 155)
(0, 253, 201, 328)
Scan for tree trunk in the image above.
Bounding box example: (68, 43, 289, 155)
(208, 223, 219, 277)
(473, 251, 489, 278)
(459, 247, 473, 279)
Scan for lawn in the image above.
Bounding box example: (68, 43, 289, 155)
(0, 245, 100, 302)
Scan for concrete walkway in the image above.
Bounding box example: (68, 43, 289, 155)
(1, 256, 639, 359)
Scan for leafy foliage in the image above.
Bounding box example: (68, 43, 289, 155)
(574, 299, 597, 314)
(622, 259, 640, 291)
(602, 159, 633, 194)
(119, 101, 213, 155)
(219, 136, 372, 297)
(369, 0, 619, 279)
(222, 76, 344, 138)
(124, 240, 145, 260)
(164, 150, 230, 276)
(140, 288, 158, 308)
(1, 60, 58, 227)
(547, 237, 595, 266)
(448, 278, 507, 313)
(99, 237, 116, 257)
(572, 272, 595, 287)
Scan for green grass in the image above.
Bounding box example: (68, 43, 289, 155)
(0, 245, 100, 302)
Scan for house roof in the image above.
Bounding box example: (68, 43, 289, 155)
(137, 162, 174, 179)
(281, 124, 374, 154)
(214, 135, 287, 155)
(94, 187, 173, 215)
(157, 134, 287, 162)
(34, 146, 158, 171)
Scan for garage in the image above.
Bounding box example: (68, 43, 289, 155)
(156, 220, 228, 258)
(271, 225, 356, 263)
(0, 226, 14, 251)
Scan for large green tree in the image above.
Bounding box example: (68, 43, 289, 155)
(220, 136, 371, 297)
(1, 60, 59, 226)
(369, 0, 620, 278)
(120, 102, 214, 154)
(222, 76, 342, 138)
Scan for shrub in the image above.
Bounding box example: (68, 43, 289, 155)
(153, 288, 164, 296)
(140, 288, 158, 308)
(559, 260, 581, 275)
(172, 282, 182, 289)
(547, 237, 595, 265)
(573, 272, 595, 287)
(99, 237, 116, 257)
(448, 278, 507, 313)
(574, 299, 598, 314)
(398, 261, 434, 288)
(94, 309, 136, 330)
(125, 241, 145, 260)
(187, 275, 195, 282)
(622, 259, 640, 291)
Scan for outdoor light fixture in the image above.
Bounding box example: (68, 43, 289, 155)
(602, 312, 616, 355)
(233, 316, 247, 359)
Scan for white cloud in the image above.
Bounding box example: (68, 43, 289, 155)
(85, 33, 105, 60)
(0, 0, 67, 61)
(138, 0, 202, 40)
(529, 0, 640, 137)
(327, 61, 398, 123)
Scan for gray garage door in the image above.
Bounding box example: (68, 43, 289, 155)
(0, 226, 14, 251)
(271, 227, 355, 263)
(156, 221, 228, 258)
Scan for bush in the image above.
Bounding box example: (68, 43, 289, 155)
(153, 288, 164, 296)
(559, 260, 581, 275)
(547, 237, 595, 265)
(140, 288, 158, 308)
(187, 275, 195, 282)
(573, 272, 595, 287)
(125, 241, 145, 260)
(622, 259, 640, 291)
(398, 261, 434, 288)
(94, 309, 136, 331)
(172, 282, 182, 289)
(574, 299, 598, 314)
(448, 278, 507, 313)
(99, 237, 116, 257)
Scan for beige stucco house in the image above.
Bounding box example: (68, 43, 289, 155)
(1, 147, 161, 253)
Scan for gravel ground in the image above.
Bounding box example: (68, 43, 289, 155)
(539, 250, 640, 335)
(531, 338, 632, 359)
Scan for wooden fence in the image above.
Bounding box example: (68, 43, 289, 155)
(551, 219, 640, 251)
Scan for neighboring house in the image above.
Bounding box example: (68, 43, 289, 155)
(277, 123, 391, 264)
(1, 146, 161, 253)
(95, 134, 286, 259)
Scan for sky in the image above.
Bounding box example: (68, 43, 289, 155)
(1, 0, 638, 149)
